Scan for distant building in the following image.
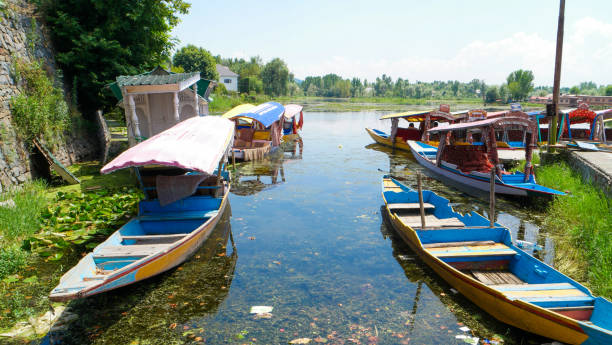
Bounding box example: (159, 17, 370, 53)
(529, 94, 612, 107)
(216, 64, 239, 92)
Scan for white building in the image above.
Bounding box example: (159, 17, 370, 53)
(216, 64, 239, 92)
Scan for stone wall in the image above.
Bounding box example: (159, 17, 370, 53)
(0, 0, 98, 193)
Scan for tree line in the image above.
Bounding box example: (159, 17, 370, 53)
(37, 0, 611, 119)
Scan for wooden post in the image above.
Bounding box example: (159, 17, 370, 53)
(173, 91, 180, 123)
(549, 0, 565, 150)
(127, 94, 141, 145)
(232, 150, 236, 170)
(489, 166, 496, 227)
(417, 172, 426, 229)
(215, 160, 224, 198)
(193, 82, 199, 116)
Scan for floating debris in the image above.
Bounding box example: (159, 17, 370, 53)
(250, 306, 273, 314)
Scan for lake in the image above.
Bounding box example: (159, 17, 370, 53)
(44, 111, 554, 344)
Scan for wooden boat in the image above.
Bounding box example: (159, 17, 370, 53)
(225, 102, 285, 161)
(470, 107, 533, 150)
(365, 105, 464, 152)
(282, 104, 304, 143)
(381, 176, 612, 344)
(49, 116, 235, 301)
(532, 105, 612, 145)
(408, 116, 565, 197)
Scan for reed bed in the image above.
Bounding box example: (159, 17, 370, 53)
(537, 162, 612, 299)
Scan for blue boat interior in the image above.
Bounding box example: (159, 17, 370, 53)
(411, 141, 566, 196)
(53, 167, 225, 291)
(383, 176, 612, 326)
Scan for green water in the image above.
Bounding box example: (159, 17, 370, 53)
(42, 112, 554, 344)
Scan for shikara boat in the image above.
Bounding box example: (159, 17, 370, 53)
(531, 105, 612, 145)
(282, 104, 304, 143)
(365, 104, 463, 152)
(226, 102, 285, 161)
(408, 116, 565, 197)
(381, 176, 612, 344)
(49, 116, 234, 301)
(471, 107, 534, 150)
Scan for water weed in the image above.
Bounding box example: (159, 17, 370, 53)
(537, 162, 612, 298)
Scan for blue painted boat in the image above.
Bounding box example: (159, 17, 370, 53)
(381, 176, 612, 344)
(226, 102, 286, 161)
(49, 116, 235, 301)
(410, 116, 565, 197)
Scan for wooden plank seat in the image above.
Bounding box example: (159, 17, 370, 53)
(388, 203, 435, 210)
(426, 242, 516, 258)
(121, 233, 188, 245)
(94, 244, 171, 258)
(138, 210, 218, 221)
(488, 281, 595, 309)
(400, 214, 465, 229)
(471, 270, 524, 285)
(121, 234, 187, 241)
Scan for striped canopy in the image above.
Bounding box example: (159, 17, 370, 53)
(428, 116, 533, 133)
(229, 102, 285, 128)
(101, 116, 234, 175)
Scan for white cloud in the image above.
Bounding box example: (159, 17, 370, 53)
(291, 18, 612, 86)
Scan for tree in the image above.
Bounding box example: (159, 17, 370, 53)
(172, 45, 218, 80)
(506, 70, 534, 101)
(569, 86, 580, 95)
(606, 85, 612, 96)
(261, 58, 289, 96)
(42, 0, 190, 115)
(485, 86, 499, 103)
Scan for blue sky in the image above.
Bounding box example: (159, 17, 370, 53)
(171, 1, 612, 87)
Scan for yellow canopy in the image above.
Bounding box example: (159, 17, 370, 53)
(222, 104, 255, 119)
(380, 110, 430, 120)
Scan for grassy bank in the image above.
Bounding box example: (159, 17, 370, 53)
(209, 94, 545, 114)
(0, 163, 141, 336)
(537, 162, 612, 299)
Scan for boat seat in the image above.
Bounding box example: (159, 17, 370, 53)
(121, 233, 188, 245)
(121, 234, 187, 241)
(93, 244, 172, 258)
(388, 203, 435, 211)
(498, 283, 594, 307)
(138, 210, 218, 221)
(400, 215, 465, 229)
(426, 242, 516, 258)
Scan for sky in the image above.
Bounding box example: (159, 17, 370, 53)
(171, 0, 612, 87)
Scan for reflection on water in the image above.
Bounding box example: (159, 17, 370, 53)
(42, 112, 557, 344)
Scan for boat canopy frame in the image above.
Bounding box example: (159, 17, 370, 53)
(428, 116, 537, 180)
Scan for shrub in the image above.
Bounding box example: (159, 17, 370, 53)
(10, 58, 70, 147)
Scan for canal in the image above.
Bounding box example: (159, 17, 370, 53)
(44, 111, 554, 344)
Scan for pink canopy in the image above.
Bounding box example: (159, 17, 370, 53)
(101, 116, 234, 175)
(284, 104, 303, 120)
(428, 116, 533, 133)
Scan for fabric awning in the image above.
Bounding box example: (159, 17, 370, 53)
(101, 116, 234, 175)
(283, 104, 303, 120)
(428, 116, 533, 133)
(229, 102, 285, 128)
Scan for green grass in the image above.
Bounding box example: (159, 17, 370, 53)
(537, 162, 612, 299)
(0, 164, 141, 334)
(209, 93, 270, 114)
(0, 180, 47, 241)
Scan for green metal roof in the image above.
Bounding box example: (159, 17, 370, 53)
(107, 67, 215, 102)
(116, 72, 200, 87)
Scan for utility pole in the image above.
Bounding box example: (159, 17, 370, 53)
(549, 0, 565, 150)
